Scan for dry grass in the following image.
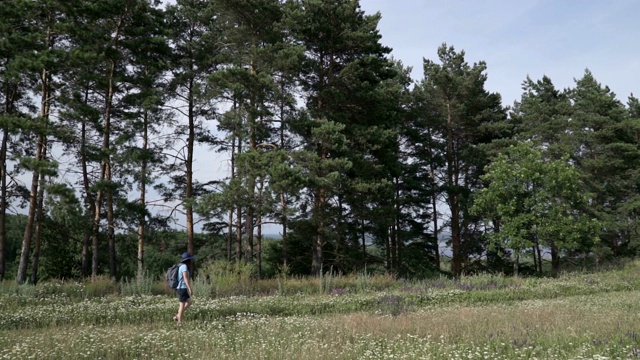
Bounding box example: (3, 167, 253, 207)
(341, 291, 640, 346)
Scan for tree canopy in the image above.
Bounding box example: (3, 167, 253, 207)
(0, 0, 638, 282)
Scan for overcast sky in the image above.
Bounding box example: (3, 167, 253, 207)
(358, 0, 640, 107)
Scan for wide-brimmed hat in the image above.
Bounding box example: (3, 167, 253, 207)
(180, 252, 195, 262)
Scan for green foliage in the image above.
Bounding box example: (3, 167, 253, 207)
(473, 142, 600, 259)
(397, 239, 440, 278)
(568, 71, 640, 258)
(2, 0, 640, 286)
(414, 43, 507, 276)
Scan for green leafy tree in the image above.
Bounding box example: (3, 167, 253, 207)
(622, 95, 640, 254)
(509, 75, 572, 269)
(290, 118, 352, 275)
(55, 0, 169, 279)
(473, 142, 600, 275)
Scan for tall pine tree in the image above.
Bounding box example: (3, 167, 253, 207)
(416, 44, 504, 276)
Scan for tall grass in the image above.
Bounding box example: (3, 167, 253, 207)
(2, 261, 640, 359)
(120, 271, 167, 296)
(3, 259, 640, 302)
(194, 260, 256, 297)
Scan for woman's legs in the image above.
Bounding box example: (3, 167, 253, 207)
(175, 288, 192, 323)
(176, 298, 192, 323)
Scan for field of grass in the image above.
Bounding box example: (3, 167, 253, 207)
(2, 262, 640, 359)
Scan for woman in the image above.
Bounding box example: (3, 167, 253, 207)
(174, 251, 194, 324)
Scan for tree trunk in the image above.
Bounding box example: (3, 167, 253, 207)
(244, 209, 254, 263)
(227, 135, 236, 261)
(236, 205, 243, 261)
(311, 53, 327, 278)
(81, 232, 90, 277)
(390, 226, 397, 273)
(0, 115, 8, 281)
(30, 170, 46, 285)
(93, 64, 113, 277)
(428, 131, 440, 271)
(17, 64, 51, 284)
(236, 134, 243, 261)
(80, 88, 93, 278)
(312, 187, 325, 276)
(281, 196, 288, 268)
(244, 64, 258, 264)
(107, 163, 116, 279)
(137, 110, 149, 278)
(278, 85, 288, 268)
(446, 101, 462, 277)
(393, 177, 401, 272)
(394, 180, 402, 272)
(137, 190, 146, 278)
(186, 77, 195, 255)
(92, 4, 128, 278)
(550, 241, 560, 275)
(535, 241, 543, 273)
(257, 179, 263, 278)
(386, 226, 392, 272)
(361, 218, 366, 267)
(16, 163, 39, 284)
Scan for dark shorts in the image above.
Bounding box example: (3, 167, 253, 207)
(177, 288, 190, 302)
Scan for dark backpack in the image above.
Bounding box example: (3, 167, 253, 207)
(165, 263, 180, 289)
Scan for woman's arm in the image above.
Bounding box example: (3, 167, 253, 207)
(182, 270, 193, 296)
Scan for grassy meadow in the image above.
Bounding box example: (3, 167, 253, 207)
(2, 262, 640, 359)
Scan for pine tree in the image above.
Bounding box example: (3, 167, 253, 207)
(512, 75, 573, 159)
(115, 3, 170, 278)
(211, 0, 285, 268)
(568, 70, 637, 258)
(161, 0, 222, 256)
(55, 0, 167, 278)
(416, 44, 504, 276)
(0, 0, 37, 281)
(509, 75, 572, 269)
(287, 0, 401, 275)
(14, 0, 68, 284)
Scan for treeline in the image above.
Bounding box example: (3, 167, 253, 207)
(1, 0, 639, 283)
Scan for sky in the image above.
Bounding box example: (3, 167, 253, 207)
(358, 0, 640, 106)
